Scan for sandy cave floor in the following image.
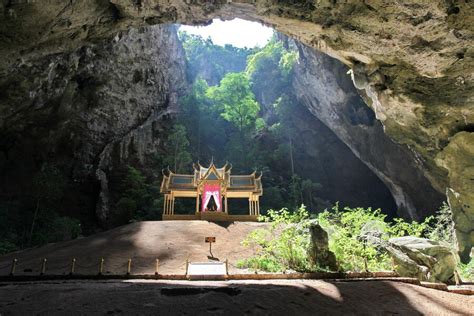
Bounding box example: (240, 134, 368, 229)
(0, 221, 473, 315)
(0, 221, 270, 276)
(0, 279, 473, 315)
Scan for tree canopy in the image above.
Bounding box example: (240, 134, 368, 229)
(207, 73, 261, 133)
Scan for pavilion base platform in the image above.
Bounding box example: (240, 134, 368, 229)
(162, 213, 259, 222)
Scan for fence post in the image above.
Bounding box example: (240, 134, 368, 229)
(40, 258, 47, 275)
(155, 259, 159, 276)
(10, 258, 17, 276)
(363, 243, 369, 273)
(98, 258, 104, 275)
(127, 258, 132, 275)
(185, 257, 189, 276)
(225, 258, 229, 276)
(70, 258, 76, 275)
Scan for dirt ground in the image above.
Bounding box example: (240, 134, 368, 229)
(0, 279, 472, 315)
(0, 221, 269, 276)
(0, 221, 473, 315)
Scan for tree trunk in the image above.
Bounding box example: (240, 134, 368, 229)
(289, 136, 295, 178)
(197, 114, 201, 159)
(28, 200, 40, 246)
(174, 143, 179, 172)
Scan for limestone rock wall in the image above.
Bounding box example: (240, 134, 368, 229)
(292, 43, 444, 220)
(435, 132, 474, 261)
(0, 24, 187, 227)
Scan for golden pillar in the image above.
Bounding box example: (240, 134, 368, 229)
(195, 193, 200, 214)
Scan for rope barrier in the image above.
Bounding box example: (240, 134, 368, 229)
(177, 261, 188, 268)
(46, 263, 72, 271)
(74, 261, 99, 269)
(0, 257, 195, 276)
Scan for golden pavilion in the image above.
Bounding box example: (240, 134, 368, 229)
(160, 161, 262, 221)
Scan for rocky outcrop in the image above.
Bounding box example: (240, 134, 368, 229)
(0, 0, 472, 257)
(307, 221, 338, 271)
(435, 132, 474, 262)
(292, 44, 443, 219)
(0, 24, 187, 226)
(386, 236, 457, 284)
(284, 102, 399, 213)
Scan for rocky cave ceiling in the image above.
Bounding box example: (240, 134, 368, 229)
(0, 0, 472, 260)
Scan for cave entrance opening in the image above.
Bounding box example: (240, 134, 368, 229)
(173, 18, 398, 218)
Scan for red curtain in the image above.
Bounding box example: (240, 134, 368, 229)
(201, 183, 221, 212)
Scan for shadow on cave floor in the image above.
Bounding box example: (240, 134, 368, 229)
(0, 279, 472, 315)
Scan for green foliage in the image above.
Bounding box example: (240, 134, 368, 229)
(32, 164, 66, 206)
(458, 258, 474, 282)
(317, 205, 393, 272)
(389, 217, 431, 238)
(179, 31, 255, 85)
(245, 41, 298, 110)
(0, 161, 86, 253)
(246, 41, 285, 77)
(178, 30, 316, 211)
(29, 164, 68, 245)
(207, 73, 261, 133)
(0, 240, 18, 254)
(164, 124, 192, 173)
(116, 197, 137, 221)
(48, 216, 82, 241)
(239, 206, 314, 272)
(263, 205, 310, 224)
(27, 211, 82, 246)
(426, 202, 455, 246)
(239, 204, 454, 273)
(115, 166, 160, 223)
(279, 50, 298, 76)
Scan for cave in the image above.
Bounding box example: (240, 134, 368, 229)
(0, 1, 472, 262)
(0, 2, 473, 313)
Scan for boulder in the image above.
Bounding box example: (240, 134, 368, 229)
(387, 236, 457, 283)
(307, 221, 338, 271)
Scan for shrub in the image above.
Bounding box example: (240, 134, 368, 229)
(458, 259, 474, 282)
(318, 204, 436, 272)
(0, 241, 18, 255)
(426, 202, 455, 246)
(318, 205, 393, 272)
(48, 216, 82, 242)
(239, 206, 313, 272)
(239, 203, 449, 273)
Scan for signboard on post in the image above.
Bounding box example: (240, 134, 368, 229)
(205, 237, 216, 243)
(205, 236, 216, 258)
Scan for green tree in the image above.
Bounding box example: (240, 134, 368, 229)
(206, 72, 263, 168)
(165, 124, 192, 173)
(179, 31, 256, 85)
(29, 164, 66, 245)
(115, 166, 160, 222)
(207, 73, 261, 134)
